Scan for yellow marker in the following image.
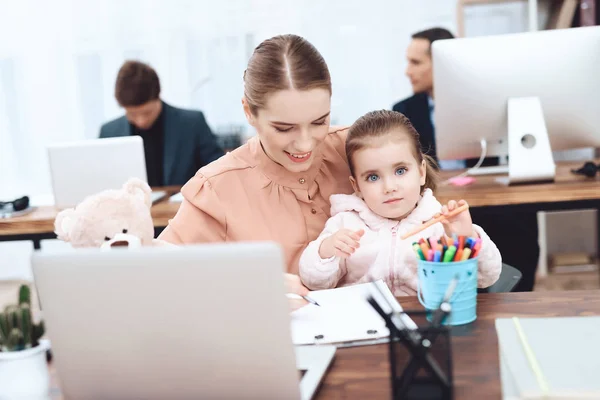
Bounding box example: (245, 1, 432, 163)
(460, 248, 472, 261)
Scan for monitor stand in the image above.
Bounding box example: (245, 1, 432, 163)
(467, 97, 556, 184)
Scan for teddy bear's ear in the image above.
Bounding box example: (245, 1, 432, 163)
(123, 177, 152, 208)
(54, 208, 77, 242)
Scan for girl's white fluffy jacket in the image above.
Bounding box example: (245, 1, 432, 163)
(299, 189, 502, 296)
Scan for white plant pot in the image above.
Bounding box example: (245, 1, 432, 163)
(0, 341, 50, 399)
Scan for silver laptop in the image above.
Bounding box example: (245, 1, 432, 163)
(32, 242, 334, 400)
(47, 136, 166, 208)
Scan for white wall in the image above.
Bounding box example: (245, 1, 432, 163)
(0, 0, 541, 280)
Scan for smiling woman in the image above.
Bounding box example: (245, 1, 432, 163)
(158, 34, 355, 308)
(242, 34, 333, 174)
(244, 88, 332, 173)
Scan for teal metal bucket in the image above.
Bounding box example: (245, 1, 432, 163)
(417, 257, 478, 326)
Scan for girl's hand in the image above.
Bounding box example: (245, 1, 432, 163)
(436, 200, 477, 238)
(319, 229, 365, 259)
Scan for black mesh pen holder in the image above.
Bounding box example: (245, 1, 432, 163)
(368, 301, 454, 400)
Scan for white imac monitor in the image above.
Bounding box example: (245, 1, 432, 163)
(433, 26, 600, 184)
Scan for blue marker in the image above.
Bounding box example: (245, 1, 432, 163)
(466, 237, 475, 249)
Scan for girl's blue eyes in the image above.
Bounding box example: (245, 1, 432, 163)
(366, 168, 407, 182)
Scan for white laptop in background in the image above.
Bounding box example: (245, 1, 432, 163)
(32, 242, 335, 400)
(169, 192, 184, 203)
(47, 136, 166, 208)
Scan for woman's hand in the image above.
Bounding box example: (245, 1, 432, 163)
(437, 200, 477, 238)
(285, 273, 310, 311)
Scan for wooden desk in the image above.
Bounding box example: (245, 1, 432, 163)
(436, 160, 600, 208)
(315, 290, 600, 399)
(436, 161, 600, 263)
(46, 290, 600, 399)
(3, 161, 600, 245)
(0, 187, 182, 247)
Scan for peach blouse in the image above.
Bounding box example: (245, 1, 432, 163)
(158, 128, 353, 274)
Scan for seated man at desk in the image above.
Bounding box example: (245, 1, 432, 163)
(393, 28, 540, 291)
(100, 60, 224, 186)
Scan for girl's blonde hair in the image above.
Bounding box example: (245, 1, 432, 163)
(346, 110, 438, 193)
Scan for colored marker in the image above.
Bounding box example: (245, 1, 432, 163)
(454, 248, 463, 262)
(473, 238, 482, 252)
(413, 243, 426, 260)
(433, 250, 442, 262)
(429, 237, 438, 250)
(440, 236, 448, 247)
(443, 245, 457, 262)
(461, 248, 472, 261)
(472, 242, 482, 258)
(427, 249, 434, 262)
(420, 242, 430, 257)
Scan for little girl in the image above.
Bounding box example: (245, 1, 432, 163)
(299, 110, 501, 296)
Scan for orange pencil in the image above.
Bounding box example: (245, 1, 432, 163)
(400, 203, 469, 240)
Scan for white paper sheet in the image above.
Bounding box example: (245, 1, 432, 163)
(290, 281, 414, 345)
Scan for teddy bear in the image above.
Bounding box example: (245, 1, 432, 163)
(54, 178, 169, 249)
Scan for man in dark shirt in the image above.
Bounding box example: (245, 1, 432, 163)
(100, 61, 224, 186)
(131, 103, 165, 186)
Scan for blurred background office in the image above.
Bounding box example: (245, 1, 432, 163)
(3, 0, 579, 201)
(1, 0, 598, 288)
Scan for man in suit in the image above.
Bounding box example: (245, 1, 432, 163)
(393, 28, 454, 166)
(393, 28, 500, 169)
(393, 28, 539, 292)
(100, 61, 224, 187)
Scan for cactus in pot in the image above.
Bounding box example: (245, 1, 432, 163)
(0, 284, 45, 352)
(0, 284, 50, 398)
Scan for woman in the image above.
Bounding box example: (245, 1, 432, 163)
(159, 34, 354, 308)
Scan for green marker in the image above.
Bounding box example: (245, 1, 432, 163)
(443, 245, 457, 262)
(413, 243, 426, 260)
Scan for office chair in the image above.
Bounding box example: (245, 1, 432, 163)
(478, 263, 522, 293)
